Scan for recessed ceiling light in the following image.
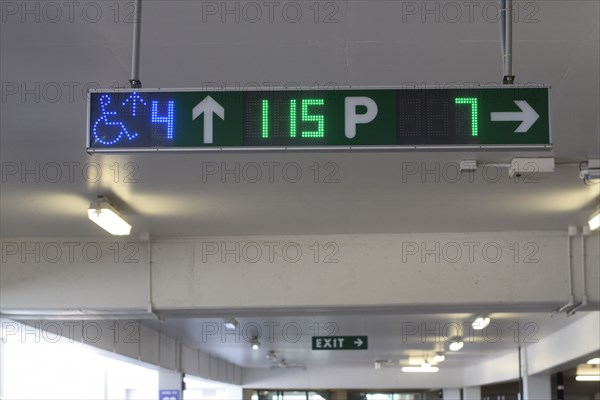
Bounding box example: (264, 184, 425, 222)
(402, 365, 439, 373)
(587, 358, 600, 365)
(223, 318, 238, 331)
(576, 376, 600, 382)
(432, 352, 445, 363)
(449, 339, 464, 351)
(250, 336, 260, 350)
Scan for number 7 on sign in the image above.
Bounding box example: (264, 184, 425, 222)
(455, 98, 478, 136)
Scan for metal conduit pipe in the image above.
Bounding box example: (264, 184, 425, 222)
(499, 0, 506, 76)
(500, 0, 515, 84)
(567, 232, 589, 315)
(581, 231, 589, 304)
(145, 236, 160, 320)
(550, 229, 576, 316)
(504, 0, 514, 83)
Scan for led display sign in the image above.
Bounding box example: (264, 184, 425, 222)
(87, 86, 550, 152)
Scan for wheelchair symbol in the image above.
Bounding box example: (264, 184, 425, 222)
(93, 95, 139, 145)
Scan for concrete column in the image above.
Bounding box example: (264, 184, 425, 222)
(158, 368, 183, 400)
(443, 388, 461, 400)
(331, 390, 348, 400)
(523, 374, 551, 400)
(0, 339, 5, 400)
(463, 386, 481, 399)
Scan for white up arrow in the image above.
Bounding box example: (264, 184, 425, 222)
(354, 338, 363, 347)
(192, 96, 225, 144)
(490, 100, 539, 133)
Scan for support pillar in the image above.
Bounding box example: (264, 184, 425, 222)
(523, 374, 551, 400)
(463, 386, 481, 399)
(158, 368, 183, 400)
(443, 388, 461, 400)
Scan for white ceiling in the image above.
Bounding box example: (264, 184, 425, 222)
(144, 311, 589, 369)
(1, 0, 599, 238)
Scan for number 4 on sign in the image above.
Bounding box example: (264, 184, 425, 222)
(192, 96, 225, 144)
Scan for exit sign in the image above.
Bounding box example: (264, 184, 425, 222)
(312, 336, 368, 350)
(87, 86, 551, 152)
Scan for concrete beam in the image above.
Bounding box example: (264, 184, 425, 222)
(2, 232, 598, 314)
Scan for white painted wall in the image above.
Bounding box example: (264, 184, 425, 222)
(463, 350, 521, 387)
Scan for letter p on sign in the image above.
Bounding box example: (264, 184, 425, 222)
(345, 97, 378, 139)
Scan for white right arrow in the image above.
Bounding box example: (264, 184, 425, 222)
(192, 96, 225, 144)
(490, 100, 539, 133)
(354, 338, 363, 347)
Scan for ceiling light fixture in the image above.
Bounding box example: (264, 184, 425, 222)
(589, 209, 600, 231)
(432, 352, 446, 363)
(579, 159, 600, 184)
(587, 358, 600, 365)
(223, 318, 238, 331)
(88, 197, 132, 236)
(575, 363, 599, 382)
(374, 360, 396, 369)
(576, 375, 600, 382)
(250, 336, 261, 350)
(472, 315, 491, 330)
(449, 339, 464, 351)
(402, 365, 439, 373)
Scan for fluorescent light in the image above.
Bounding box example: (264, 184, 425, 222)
(472, 316, 490, 330)
(576, 363, 599, 377)
(589, 210, 600, 231)
(88, 198, 131, 236)
(576, 375, 600, 382)
(432, 353, 445, 363)
(449, 340, 464, 351)
(588, 358, 600, 365)
(402, 365, 439, 373)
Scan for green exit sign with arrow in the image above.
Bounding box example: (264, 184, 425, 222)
(312, 336, 368, 350)
(87, 86, 550, 152)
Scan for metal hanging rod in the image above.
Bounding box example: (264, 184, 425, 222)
(129, 0, 142, 88)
